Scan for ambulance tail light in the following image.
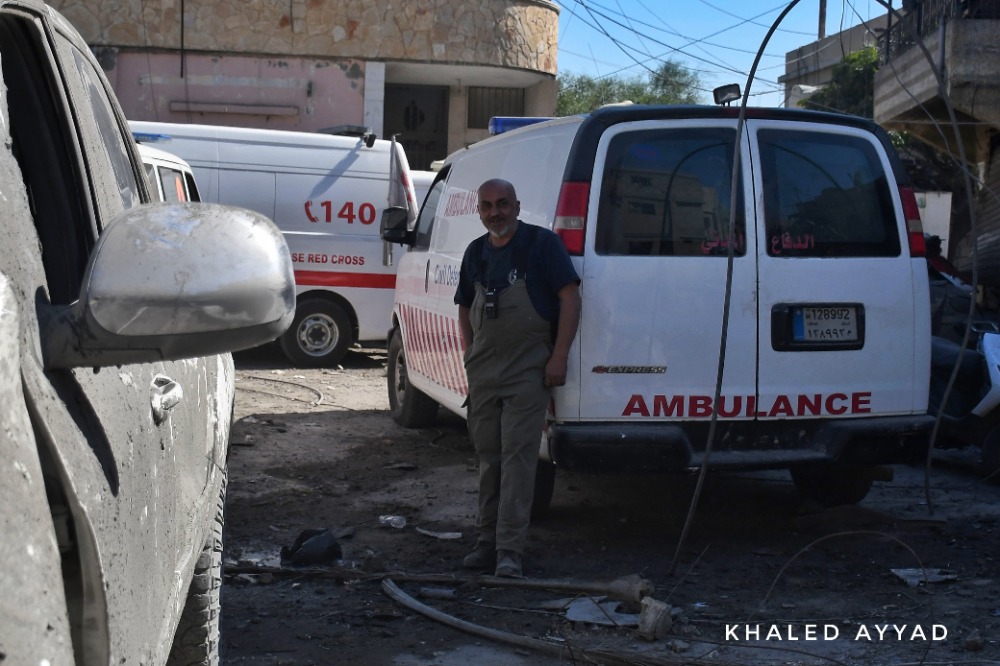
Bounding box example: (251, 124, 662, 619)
(900, 186, 925, 257)
(554, 181, 589, 256)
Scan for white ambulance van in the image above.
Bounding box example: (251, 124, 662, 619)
(411, 169, 436, 210)
(136, 143, 201, 202)
(130, 120, 418, 367)
(382, 106, 934, 511)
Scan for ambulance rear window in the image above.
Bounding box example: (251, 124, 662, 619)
(758, 129, 900, 258)
(596, 128, 745, 257)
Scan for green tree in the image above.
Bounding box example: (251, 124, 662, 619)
(798, 46, 878, 117)
(556, 60, 701, 116)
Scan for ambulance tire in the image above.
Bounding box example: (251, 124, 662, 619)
(387, 329, 439, 428)
(280, 300, 352, 368)
(790, 465, 874, 507)
(531, 460, 556, 519)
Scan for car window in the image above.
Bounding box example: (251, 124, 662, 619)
(158, 165, 188, 203)
(414, 172, 448, 250)
(0, 14, 93, 304)
(143, 161, 159, 197)
(596, 128, 745, 257)
(185, 171, 201, 202)
(55, 35, 141, 219)
(758, 129, 900, 258)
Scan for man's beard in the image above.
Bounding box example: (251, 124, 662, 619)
(487, 219, 513, 240)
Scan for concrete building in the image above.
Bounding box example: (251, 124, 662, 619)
(874, 0, 1000, 283)
(50, 0, 560, 170)
(779, 14, 891, 108)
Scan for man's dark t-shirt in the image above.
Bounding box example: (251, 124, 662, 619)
(454, 221, 579, 322)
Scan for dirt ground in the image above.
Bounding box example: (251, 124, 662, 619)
(219, 343, 1000, 666)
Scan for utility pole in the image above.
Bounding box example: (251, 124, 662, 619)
(818, 0, 827, 39)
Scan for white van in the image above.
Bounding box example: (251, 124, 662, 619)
(130, 120, 418, 366)
(411, 169, 436, 210)
(383, 106, 935, 510)
(137, 142, 200, 202)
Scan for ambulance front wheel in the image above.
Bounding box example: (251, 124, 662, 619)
(387, 328, 439, 428)
(280, 299, 352, 368)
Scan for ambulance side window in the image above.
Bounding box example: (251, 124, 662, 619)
(143, 162, 160, 199)
(414, 172, 447, 250)
(185, 172, 201, 201)
(159, 166, 188, 203)
(758, 129, 900, 258)
(596, 129, 745, 257)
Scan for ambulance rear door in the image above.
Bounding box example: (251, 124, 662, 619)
(749, 119, 926, 420)
(576, 119, 759, 422)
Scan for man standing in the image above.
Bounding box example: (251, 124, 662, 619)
(455, 178, 581, 578)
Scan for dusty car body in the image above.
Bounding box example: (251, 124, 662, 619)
(0, 2, 294, 664)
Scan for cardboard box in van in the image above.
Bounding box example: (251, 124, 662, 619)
(130, 120, 419, 366)
(382, 106, 935, 512)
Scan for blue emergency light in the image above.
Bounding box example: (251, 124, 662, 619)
(488, 116, 555, 135)
(132, 132, 171, 143)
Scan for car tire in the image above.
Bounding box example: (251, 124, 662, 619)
(167, 471, 226, 666)
(387, 328, 439, 428)
(531, 460, 556, 519)
(279, 299, 352, 368)
(790, 465, 875, 507)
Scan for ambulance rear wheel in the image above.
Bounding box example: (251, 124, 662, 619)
(280, 300, 352, 368)
(790, 465, 875, 507)
(387, 329, 439, 428)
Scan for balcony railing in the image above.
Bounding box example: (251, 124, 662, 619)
(879, 0, 999, 63)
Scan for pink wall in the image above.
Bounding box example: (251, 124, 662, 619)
(109, 51, 365, 131)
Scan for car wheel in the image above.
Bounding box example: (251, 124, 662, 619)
(279, 299, 352, 367)
(531, 460, 556, 519)
(790, 465, 875, 507)
(167, 471, 226, 666)
(387, 328, 438, 428)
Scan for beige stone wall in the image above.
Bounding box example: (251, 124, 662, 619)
(49, 0, 558, 76)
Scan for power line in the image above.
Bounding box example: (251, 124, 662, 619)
(557, 0, 789, 99)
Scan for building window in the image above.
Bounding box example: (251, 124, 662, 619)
(467, 87, 524, 129)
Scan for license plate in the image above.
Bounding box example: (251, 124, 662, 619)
(792, 306, 858, 342)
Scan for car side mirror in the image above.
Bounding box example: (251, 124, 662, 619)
(380, 205, 413, 245)
(40, 203, 296, 369)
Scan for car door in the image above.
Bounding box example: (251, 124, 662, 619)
(749, 119, 923, 418)
(579, 119, 759, 422)
(1, 7, 227, 662)
(395, 167, 473, 415)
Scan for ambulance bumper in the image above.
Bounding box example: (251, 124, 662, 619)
(546, 415, 934, 473)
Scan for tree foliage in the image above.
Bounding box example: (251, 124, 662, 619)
(556, 60, 701, 116)
(797, 46, 878, 117)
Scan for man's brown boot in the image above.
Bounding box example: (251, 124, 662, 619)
(495, 550, 523, 578)
(462, 542, 495, 570)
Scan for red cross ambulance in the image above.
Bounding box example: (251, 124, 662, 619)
(130, 120, 419, 367)
(382, 105, 934, 512)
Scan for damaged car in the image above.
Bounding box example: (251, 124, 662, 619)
(0, 1, 294, 664)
